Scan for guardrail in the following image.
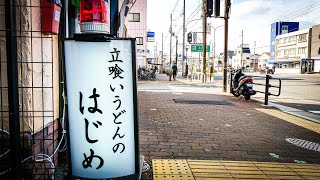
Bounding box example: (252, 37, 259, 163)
(187, 72, 214, 83)
(230, 73, 282, 105)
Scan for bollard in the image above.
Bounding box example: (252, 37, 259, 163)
(229, 72, 233, 93)
(265, 74, 270, 105)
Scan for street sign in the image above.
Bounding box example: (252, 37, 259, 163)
(147, 31, 155, 37)
(147, 36, 155, 42)
(191, 45, 211, 52)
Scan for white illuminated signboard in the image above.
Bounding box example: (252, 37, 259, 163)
(64, 39, 138, 179)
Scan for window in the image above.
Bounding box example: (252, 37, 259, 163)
(128, 13, 140, 22)
(298, 47, 306, 54)
(282, 25, 288, 34)
(136, 37, 143, 45)
(298, 34, 307, 42)
(289, 49, 296, 55)
(271, 27, 275, 32)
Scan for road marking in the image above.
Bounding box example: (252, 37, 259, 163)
(286, 138, 320, 152)
(153, 159, 320, 180)
(309, 111, 320, 114)
(256, 108, 320, 134)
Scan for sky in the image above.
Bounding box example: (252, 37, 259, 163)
(146, 0, 320, 57)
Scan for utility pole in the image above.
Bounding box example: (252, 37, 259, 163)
(176, 36, 178, 64)
(223, 0, 231, 92)
(182, 0, 186, 76)
(202, 0, 207, 83)
(241, 30, 243, 68)
(161, 32, 164, 73)
(169, 14, 172, 81)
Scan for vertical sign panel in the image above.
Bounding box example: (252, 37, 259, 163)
(64, 39, 137, 179)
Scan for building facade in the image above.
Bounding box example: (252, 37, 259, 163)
(311, 24, 320, 73)
(275, 28, 312, 73)
(270, 22, 299, 62)
(231, 44, 251, 69)
(258, 52, 270, 69)
(125, 0, 147, 67)
(249, 54, 260, 71)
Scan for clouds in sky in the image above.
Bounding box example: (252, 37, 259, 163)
(147, 0, 320, 55)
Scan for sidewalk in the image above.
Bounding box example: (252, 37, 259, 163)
(175, 73, 320, 123)
(138, 74, 320, 179)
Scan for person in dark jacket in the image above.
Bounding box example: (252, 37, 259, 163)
(172, 63, 177, 80)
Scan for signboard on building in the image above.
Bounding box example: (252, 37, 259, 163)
(64, 38, 139, 179)
(147, 36, 155, 42)
(147, 31, 155, 37)
(191, 44, 211, 52)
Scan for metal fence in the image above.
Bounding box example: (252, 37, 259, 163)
(0, 0, 61, 179)
(252, 74, 282, 105)
(229, 73, 282, 105)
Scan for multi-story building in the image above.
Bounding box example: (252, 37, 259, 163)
(125, 0, 147, 67)
(270, 22, 299, 62)
(258, 52, 270, 69)
(311, 24, 320, 73)
(275, 28, 312, 73)
(231, 44, 251, 69)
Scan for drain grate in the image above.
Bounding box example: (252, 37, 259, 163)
(173, 99, 232, 105)
(286, 138, 320, 152)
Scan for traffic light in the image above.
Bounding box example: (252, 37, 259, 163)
(207, 0, 213, 17)
(187, 32, 192, 43)
(214, 0, 220, 17)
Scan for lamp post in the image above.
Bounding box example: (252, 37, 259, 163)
(210, 25, 224, 71)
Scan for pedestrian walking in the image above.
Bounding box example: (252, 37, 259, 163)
(172, 63, 177, 80)
(272, 65, 276, 73)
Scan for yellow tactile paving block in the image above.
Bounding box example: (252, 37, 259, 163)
(152, 175, 195, 180)
(256, 108, 320, 134)
(153, 159, 193, 175)
(153, 159, 320, 180)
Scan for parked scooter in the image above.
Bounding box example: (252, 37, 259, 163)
(231, 69, 256, 100)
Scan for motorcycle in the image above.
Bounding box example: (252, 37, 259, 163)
(231, 69, 256, 100)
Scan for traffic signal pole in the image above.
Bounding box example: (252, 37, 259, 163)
(202, 0, 207, 83)
(182, 0, 186, 76)
(169, 14, 172, 81)
(223, 0, 231, 92)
